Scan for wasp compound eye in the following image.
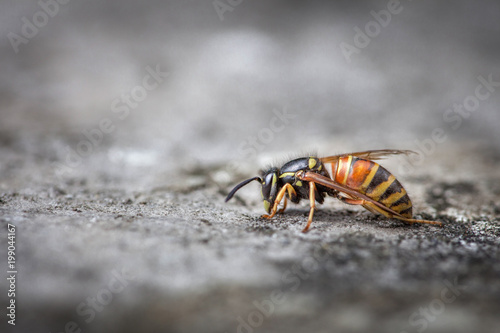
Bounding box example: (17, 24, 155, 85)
(261, 172, 275, 199)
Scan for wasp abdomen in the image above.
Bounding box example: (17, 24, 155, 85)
(328, 156, 413, 218)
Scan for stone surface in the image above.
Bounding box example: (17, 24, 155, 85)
(1, 1, 499, 332)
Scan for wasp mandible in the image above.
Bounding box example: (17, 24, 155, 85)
(225, 149, 442, 233)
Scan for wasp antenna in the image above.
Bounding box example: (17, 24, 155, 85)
(225, 177, 261, 202)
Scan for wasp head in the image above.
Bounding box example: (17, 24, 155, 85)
(259, 167, 280, 214)
(225, 167, 281, 214)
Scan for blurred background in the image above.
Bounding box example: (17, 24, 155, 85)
(1, 1, 500, 332)
(1, 0, 499, 185)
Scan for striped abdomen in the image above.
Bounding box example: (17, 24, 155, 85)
(326, 156, 413, 218)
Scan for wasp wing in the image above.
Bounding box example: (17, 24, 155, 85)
(297, 170, 408, 220)
(320, 149, 415, 164)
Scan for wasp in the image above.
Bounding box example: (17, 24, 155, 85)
(225, 149, 442, 232)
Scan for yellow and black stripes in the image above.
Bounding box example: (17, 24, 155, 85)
(328, 156, 413, 218)
(226, 151, 441, 232)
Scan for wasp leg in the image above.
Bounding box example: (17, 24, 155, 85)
(392, 214, 442, 226)
(277, 197, 288, 214)
(337, 196, 442, 226)
(335, 195, 386, 216)
(363, 202, 442, 226)
(278, 184, 298, 214)
(335, 195, 364, 205)
(302, 181, 317, 233)
(262, 183, 295, 219)
(336, 195, 395, 217)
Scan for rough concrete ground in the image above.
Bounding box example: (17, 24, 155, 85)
(1, 1, 500, 333)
